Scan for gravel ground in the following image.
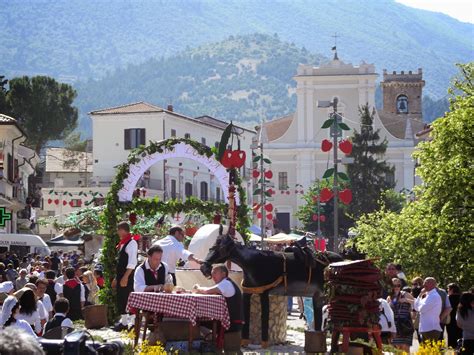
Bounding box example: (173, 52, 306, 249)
(80, 310, 422, 354)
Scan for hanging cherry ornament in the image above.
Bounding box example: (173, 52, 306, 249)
(321, 139, 333, 152)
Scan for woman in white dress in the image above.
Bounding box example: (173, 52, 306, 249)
(0, 295, 37, 338)
(14, 288, 42, 334)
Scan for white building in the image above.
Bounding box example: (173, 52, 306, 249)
(89, 102, 255, 205)
(37, 147, 98, 237)
(261, 55, 425, 231)
(0, 114, 40, 234)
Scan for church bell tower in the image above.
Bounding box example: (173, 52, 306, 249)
(380, 68, 425, 121)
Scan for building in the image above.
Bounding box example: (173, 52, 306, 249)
(260, 54, 425, 232)
(0, 114, 40, 234)
(89, 102, 255, 204)
(37, 147, 98, 237)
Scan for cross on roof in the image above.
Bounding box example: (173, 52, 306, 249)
(331, 32, 340, 60)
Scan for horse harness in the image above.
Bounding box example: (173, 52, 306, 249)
(240, 251, 331, 294)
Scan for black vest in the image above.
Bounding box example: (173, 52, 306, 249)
(62, 281, 82, 320)
(225, 278, 243, 323)
(44, 314, 66, 333)
(116, 239, 133, 280)
(141, 262, 166, 286)
(46, 280, 56, 305)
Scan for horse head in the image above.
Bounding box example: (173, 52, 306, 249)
(200, 231, 237, 278)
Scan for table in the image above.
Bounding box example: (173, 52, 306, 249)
(127, 292, 230, 348)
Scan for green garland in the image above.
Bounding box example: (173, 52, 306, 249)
(99, 138, 250, 320)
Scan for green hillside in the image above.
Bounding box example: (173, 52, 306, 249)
(1, 0, 472, 99)
(75, 34, 324, 133)
(75, 34, 448, 136)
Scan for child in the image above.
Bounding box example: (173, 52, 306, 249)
(44, 298, 73, 333)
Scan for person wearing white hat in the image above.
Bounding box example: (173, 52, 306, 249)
(153, 225, 203, 285)
(0, 295, 37, 339)
(0, 281, 15, 305)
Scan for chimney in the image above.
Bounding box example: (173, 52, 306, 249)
(167, 104, 173, 112)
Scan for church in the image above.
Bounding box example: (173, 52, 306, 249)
(260, 52, 426, 232)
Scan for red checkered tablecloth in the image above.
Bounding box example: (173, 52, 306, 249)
(127, 292, 230, 329)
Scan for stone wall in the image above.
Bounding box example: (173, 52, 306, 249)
(248, 294, 287, 345)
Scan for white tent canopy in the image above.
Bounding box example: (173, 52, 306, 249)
(265, 232, 298, 244)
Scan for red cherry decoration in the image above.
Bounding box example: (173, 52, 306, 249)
(267, 189, 274, 195)
(252, 203, 260, 211)
(257, 212, 262, 219)
(286, 191, 290, 195)
(220, 150, 233, 169)
(319, 215, 326, 222)
(266, 213, 273, 220)
(62, 200, 67, 206)
(264, 170, 273, 179)
(47, 198, 52, 204)
(339, 139, 353, 155)
(321, 139, 333, 152)
(252, 170, 260, 178)
(77, 200, 82, 207)
(312, 214, 318, 221)
(264, 203, 273, 212)
(339, 189, 353, 205)
(231, 150, 246, 168)
(69, 201, 74, 207)
(319, 188, 334, 203)
(54, 199, 60, 205)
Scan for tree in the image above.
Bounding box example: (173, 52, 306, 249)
(0, 75, 10, 115)
(353, 64, 474, 289)
(347, 104, 395, 219)
(7, 76, 78, 152)
(62, 132, 89, 170)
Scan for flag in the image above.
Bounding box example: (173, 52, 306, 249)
(332, 46, 336, 51)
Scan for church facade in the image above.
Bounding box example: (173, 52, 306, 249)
(261, 56, 426, 232)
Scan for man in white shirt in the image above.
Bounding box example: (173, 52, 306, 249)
(378, 298, 397, 344)
(194, 264, 243, 333)
(134, 245, 169, 292)
(35, 279, 53, 319)
(154, 225, 203, 285)
(55, 267, 85, 321)
(414, 277, 443, 342)
(44, 298, 74, 333)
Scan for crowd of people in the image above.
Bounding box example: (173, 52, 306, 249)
(376, 262, 474, 354)
(0, 225, 473, 355)
(0, 248, 104, 341)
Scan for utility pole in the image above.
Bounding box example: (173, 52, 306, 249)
(331, 98, 339, 252)
(259, 140, 266, 246)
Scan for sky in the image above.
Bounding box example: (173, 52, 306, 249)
(396, 0, 474, 23)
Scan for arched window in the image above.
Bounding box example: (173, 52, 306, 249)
(200, 181, 208, 201)
(185, 182, 193, 197)
(396, 95, 409, 114)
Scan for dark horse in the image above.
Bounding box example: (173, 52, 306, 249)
(200, 233, 343, 345)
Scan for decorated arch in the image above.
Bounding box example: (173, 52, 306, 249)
(99, 137, 249, 316)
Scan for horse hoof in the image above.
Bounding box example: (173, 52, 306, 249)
(261, 341, 269, 348)
(241, 339, 250, 347)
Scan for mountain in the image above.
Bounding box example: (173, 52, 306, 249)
(75, 34, 448, 136)
(74, 34, 325, 133)
(1, 0, 472, 100)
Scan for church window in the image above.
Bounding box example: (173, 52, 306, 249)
(200, 181, 208, 201)
(385, 171, 395, 186)
(185, 182, 193, 197)
(278, 172, 288, 190)
(396, 95, 409, 114)
(170, 179, 177, 199)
